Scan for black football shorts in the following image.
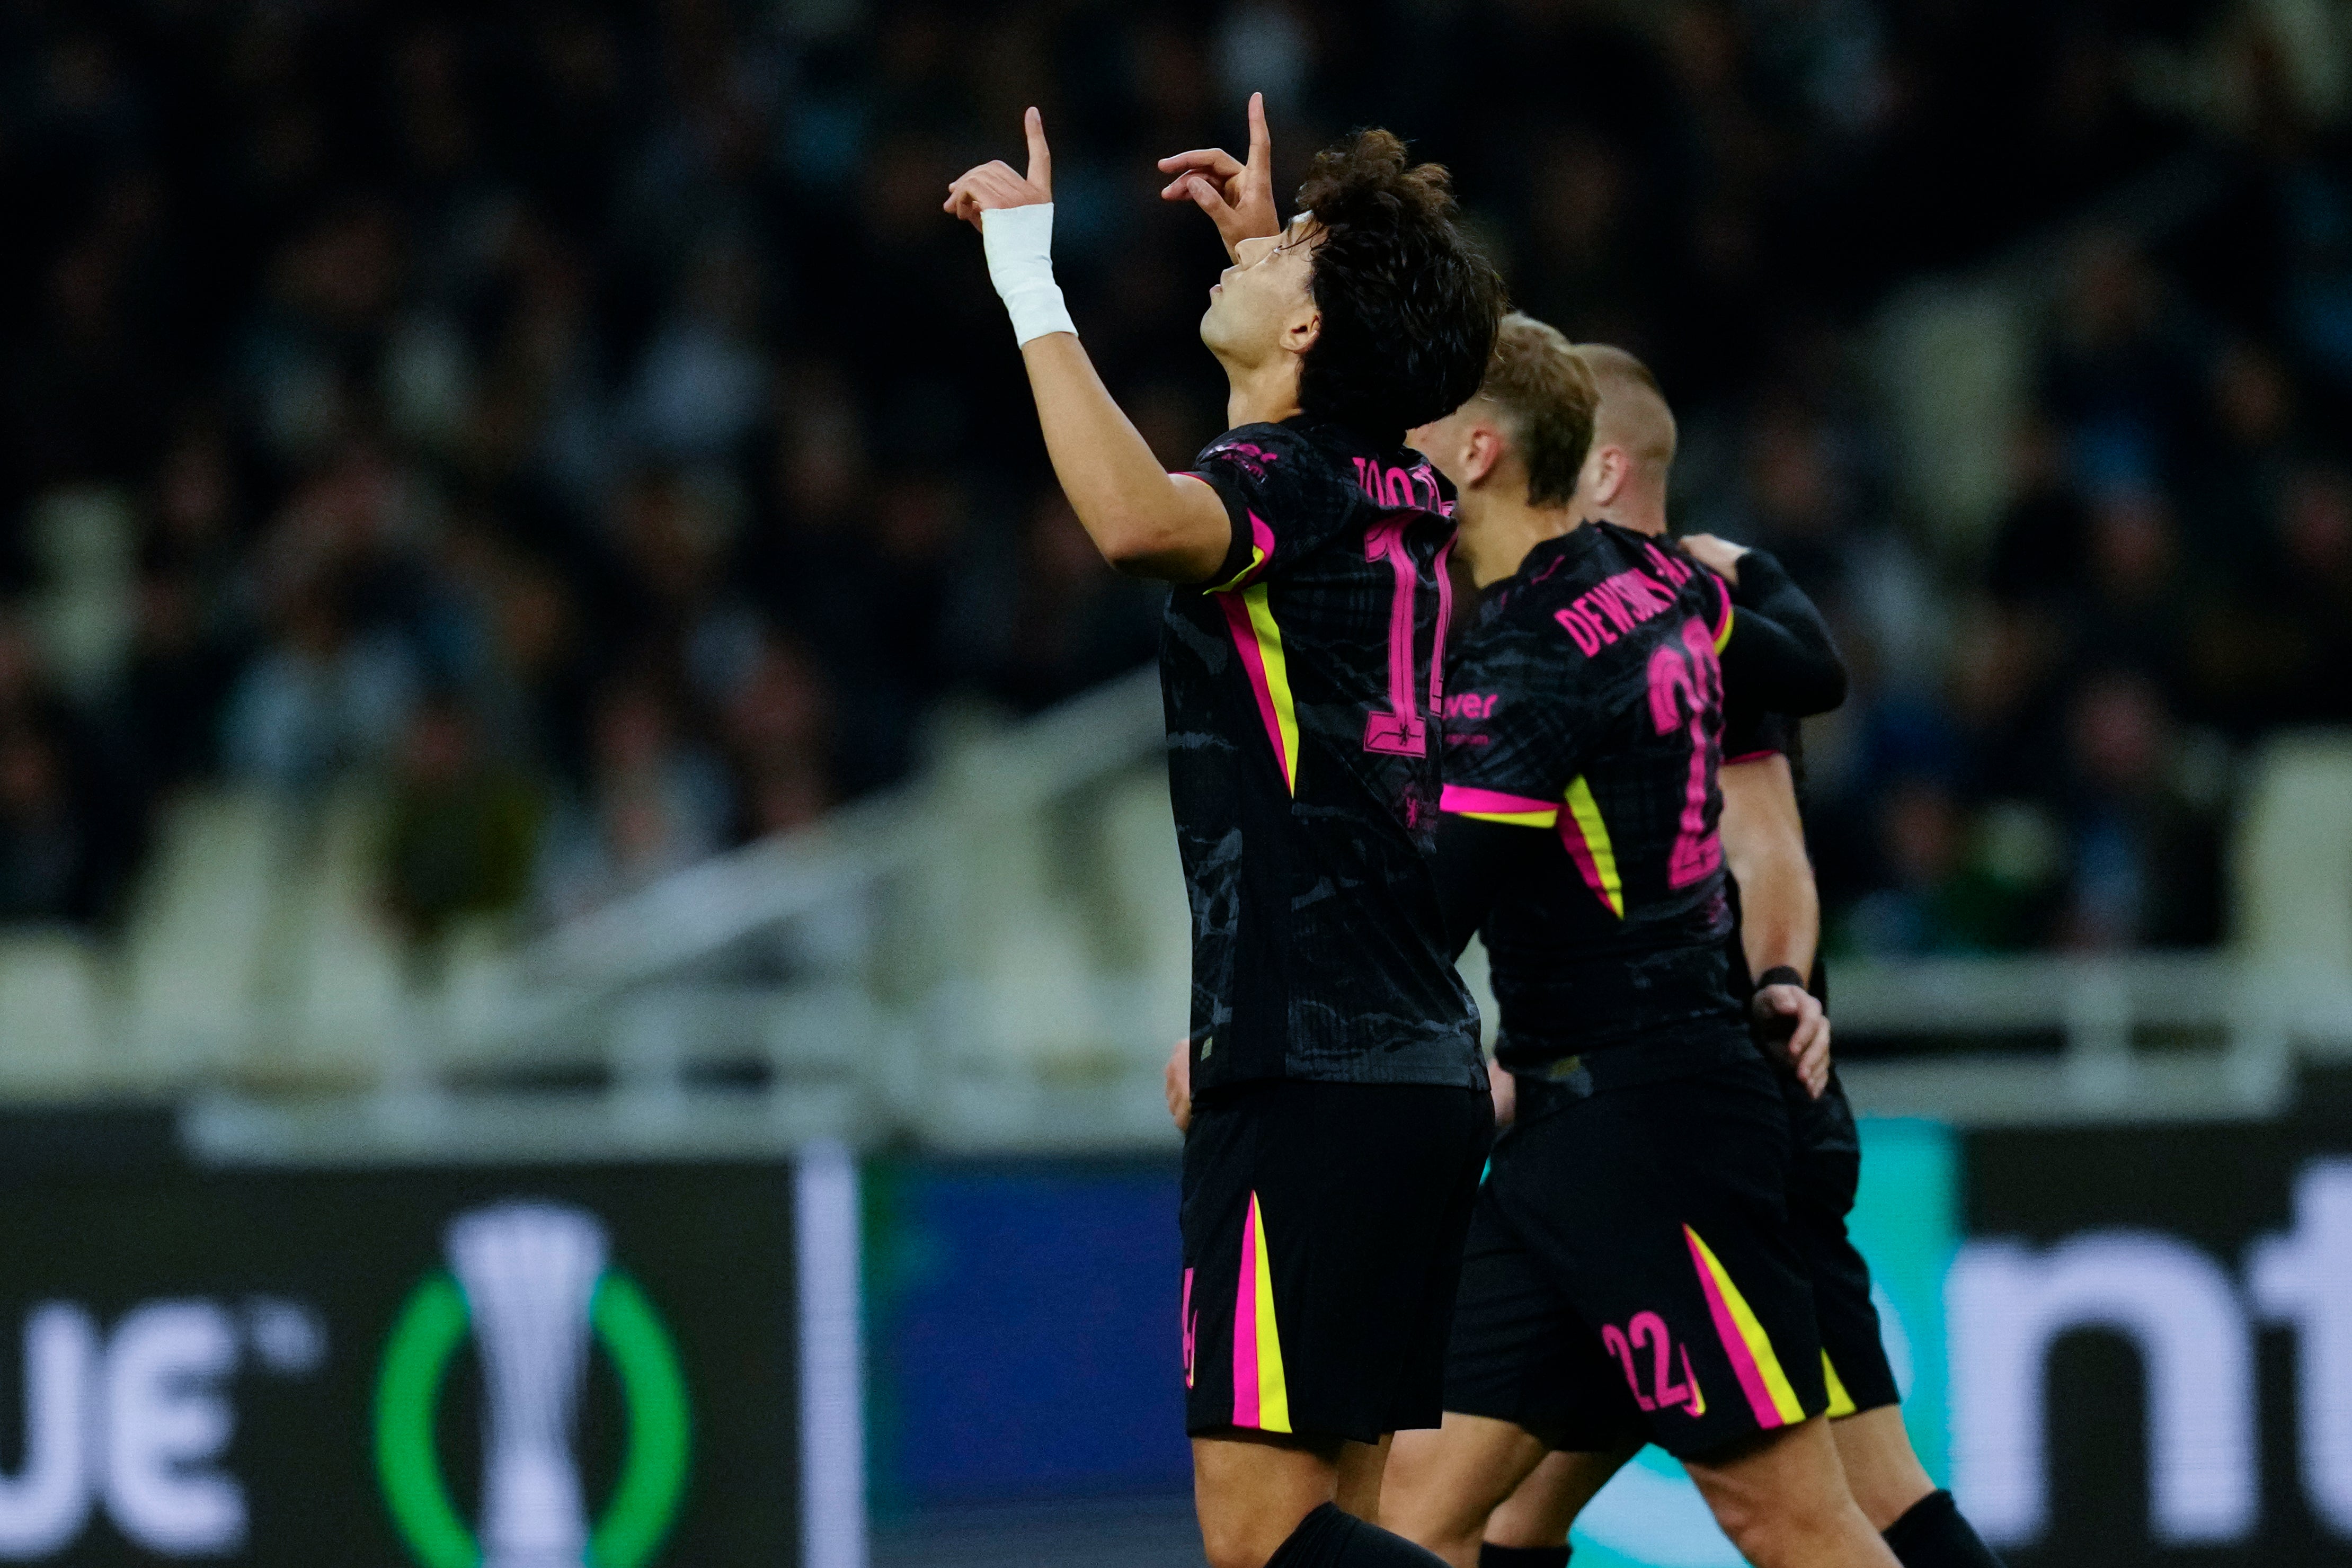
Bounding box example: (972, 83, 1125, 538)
(1182, 1079, 1493, 1444)
(1785, 1068, 1901, 1417)
(1444, 1046, 1829, 1460)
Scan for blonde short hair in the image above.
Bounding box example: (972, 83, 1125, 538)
(1478, 314, 1600, 507)
(1571, 342, 1678, 473)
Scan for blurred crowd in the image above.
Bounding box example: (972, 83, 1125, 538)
(0, 0, 2345, 955)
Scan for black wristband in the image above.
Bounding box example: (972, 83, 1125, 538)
(1755, 966, 1806, 992)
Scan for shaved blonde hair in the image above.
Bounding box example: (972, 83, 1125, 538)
(1573, 343, 1678, 478)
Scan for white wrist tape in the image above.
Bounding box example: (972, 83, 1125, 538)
(981, 203, 1077, 346)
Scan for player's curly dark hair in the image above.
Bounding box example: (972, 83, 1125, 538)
(1294, 130, 1506, 439)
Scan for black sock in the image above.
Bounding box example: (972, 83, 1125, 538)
(1478, 1545, 1570, 1568)
(1882, 1490, 2007, 1568)
(1263, 1502, 1453, 1567)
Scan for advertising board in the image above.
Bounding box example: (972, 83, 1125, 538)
(864, 1113, 2352, 1568)
(1960, 1117, 2352, 1566)
(0, 1164, 796, 1566)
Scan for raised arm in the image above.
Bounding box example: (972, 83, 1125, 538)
(946, 110, 1232, 583)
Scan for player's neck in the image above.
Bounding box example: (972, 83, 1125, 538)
(1592, 491, 1668, 537)
(1223, 359, 1304, 430)
(1458, 493, 1584, 587)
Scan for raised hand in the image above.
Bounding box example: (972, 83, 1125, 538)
(944, 106, 1054, 228)
(1157, 91, 1279, 261)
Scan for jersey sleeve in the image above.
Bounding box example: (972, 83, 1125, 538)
(1714, 549, 1845, 716)
(1721, 706, 1794, 765)
(1182, 425, 1355, 591)
(1438, 616, 1594, 828)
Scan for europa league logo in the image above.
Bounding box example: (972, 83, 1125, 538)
(449, 1205, 606, 1568)
(377, 1202, 691, 1568)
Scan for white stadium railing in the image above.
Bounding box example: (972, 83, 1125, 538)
(140, 664, 2352, 1162)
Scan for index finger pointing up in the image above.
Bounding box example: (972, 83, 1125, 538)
(1246, 91, 1270, 177)
(1024, 106, 1053, 195)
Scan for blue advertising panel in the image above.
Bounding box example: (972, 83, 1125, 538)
(861, 1158, 1190, 1509)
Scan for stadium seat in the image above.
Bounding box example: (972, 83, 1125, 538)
(275, 783, 406, 1085)
(433, 913, 524, 1048)
(930, 729, 1106, 1073)
(1090, 766, 1192, 1062)
(26, 486, 137, 702)
(122, 788, 292, 1083)
(2232, 731, 2352, 972)
(0, 932, 111, 1095)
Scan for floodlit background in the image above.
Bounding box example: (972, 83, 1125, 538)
(1, 1, 2350, 1565)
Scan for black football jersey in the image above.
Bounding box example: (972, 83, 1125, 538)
(1164, 417, 1483, 1092)
(1441, 521, 1745, 1069)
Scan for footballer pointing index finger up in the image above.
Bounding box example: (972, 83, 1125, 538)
(948, 105, 1504, 1568)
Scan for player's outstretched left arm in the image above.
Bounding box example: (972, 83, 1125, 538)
(945, 109, 1232, 583)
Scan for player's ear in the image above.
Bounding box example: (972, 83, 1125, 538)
(1590, 444, 1629, 507)
(1283, 307, 1321, 357)
(1464, 425, 1505, 489)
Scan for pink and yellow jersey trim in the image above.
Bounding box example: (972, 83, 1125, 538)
(1684, 1225, 1806, 1429)
(1210, 513, 1299, 794)
(1560, 777, 1625, 918)
(1207, 509, 1279, 593)
(1440, 785, 1559, 830)
(1232, 1192, 1291, 1432)
(1219, 586, 1300, 795)
(1709, 575, 1735, 655)
(1822, 1351, 1857, 1419)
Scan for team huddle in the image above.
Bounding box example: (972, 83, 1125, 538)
(946, 99, 2003, 1568)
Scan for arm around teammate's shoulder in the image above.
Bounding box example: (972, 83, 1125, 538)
(1680, 534, 1846, 715)
(1717, 602, 1847, 717)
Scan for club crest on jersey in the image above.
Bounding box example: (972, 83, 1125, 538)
(1206, 440, 1282, 478)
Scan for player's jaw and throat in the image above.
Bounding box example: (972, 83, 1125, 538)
(1200, 215, 1324, 431)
